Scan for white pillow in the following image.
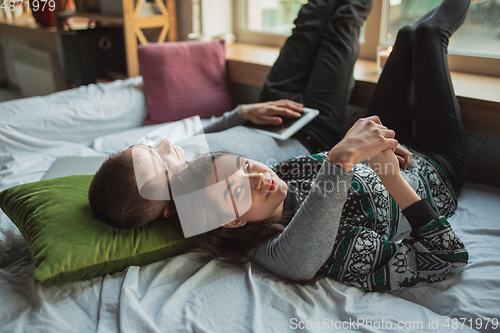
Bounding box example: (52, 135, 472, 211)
(92, 116, 213, 155)
(0, 77, 146, 146)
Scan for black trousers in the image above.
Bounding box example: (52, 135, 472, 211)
(366, 0, 469, 193)
(258, 0, 373, 153)
(259, 0, 468, 194)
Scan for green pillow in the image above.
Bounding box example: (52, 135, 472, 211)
(0, 175, 195, 284)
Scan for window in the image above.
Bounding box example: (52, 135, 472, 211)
(382, 0, 500, 58)
(243, 0, 306, 35)
(379, 0, 500, 76)
(234, 0, 499, 76)
(235, 0, 363, 47)
(235, 0, 305, 47)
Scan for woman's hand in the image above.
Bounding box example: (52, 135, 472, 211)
(395, 144, 413, 170)
(369, 148, 421, 210)
(327, 116, 398, 171)
(239, 100, 304, 125)
(367, 148, 401, 180)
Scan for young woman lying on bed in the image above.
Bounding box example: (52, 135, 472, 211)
(170, 0, 471, 292)
(89, 0, 470, 291)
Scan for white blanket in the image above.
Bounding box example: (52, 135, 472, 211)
(1, 78, 499, 333)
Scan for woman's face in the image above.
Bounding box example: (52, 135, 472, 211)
(205, 154, 288, 224)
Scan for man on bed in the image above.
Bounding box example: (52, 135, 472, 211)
(89, 0, 375, 229)
(89, 100, 314, 228)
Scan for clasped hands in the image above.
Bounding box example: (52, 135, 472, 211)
(239, 100, 412, 178)
(328, 116, 420, 209)
(327, 116, 412, 178)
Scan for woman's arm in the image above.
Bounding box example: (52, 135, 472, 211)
(251, 117, 400, 281)
(368, 149, 442, 230)
(252, 160, 353, 281)
(368, 149, 420, 210)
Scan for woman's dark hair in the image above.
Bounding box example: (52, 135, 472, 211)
(171, 151, 325, 285)
(88, 149, 167, 228)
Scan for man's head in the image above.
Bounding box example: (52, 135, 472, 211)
(88, 139, 186, 228)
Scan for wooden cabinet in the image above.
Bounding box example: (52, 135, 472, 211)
(55, 0, 177, 77)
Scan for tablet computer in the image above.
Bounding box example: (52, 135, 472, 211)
(244, 107, 319, 140)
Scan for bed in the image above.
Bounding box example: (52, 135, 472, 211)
(1, 76, 500, 333)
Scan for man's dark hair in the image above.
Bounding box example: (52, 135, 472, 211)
(88, 149, 166, 228)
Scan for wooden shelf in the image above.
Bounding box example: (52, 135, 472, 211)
(55, 0, 177, 77)
(0, 16, 64, 91)
(0, 16, 57, 46)
(57, 11, 124, 25)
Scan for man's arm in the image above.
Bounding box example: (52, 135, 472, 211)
(201, 100, 304, 134)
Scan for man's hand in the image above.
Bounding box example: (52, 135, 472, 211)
(327, 116, 398, 171)
(239, 100, 304, 125)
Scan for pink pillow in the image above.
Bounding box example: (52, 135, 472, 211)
(138, 40, 235, 125)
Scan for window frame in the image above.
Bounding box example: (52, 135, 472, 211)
(233, 0, 289, 47)
(233, 0, 500, 77)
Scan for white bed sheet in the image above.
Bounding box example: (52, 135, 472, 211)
(1, 79, 499, 333)
(2, 131, 499, 333)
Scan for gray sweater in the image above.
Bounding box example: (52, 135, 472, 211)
(194, 107, 458, 284)
(251, 160, 353, 281)
(196, 108, 353, 281)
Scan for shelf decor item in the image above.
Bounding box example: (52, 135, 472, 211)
(54, 0, 177, 77)
(377, 44, 393, 73)
(74, 0, 100, 12)
(100, 0, 160, 17)
(29, 0, 71, 27)
(11, 0, 25, 20)
(57, 27, 126, 85)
